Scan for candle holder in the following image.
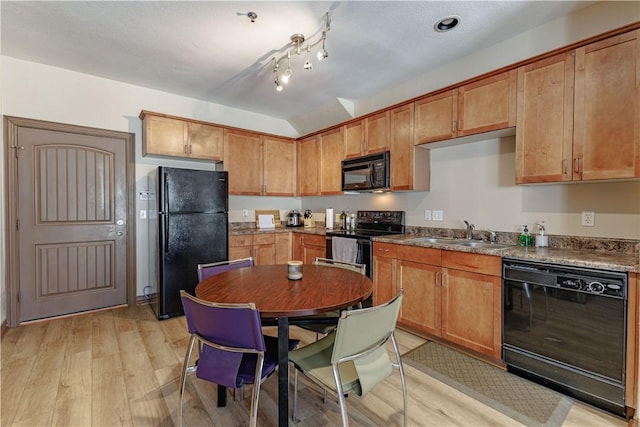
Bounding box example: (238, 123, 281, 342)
(287, 260, 303, 280)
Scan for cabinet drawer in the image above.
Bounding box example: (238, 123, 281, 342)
(303, 234, 326, 247)
(398, 245, 441, 265)
(442, 250, 501, 276)
(229, 235, 253, 247)
(253, 233, 275, 245)
(373, 242, 399, 258)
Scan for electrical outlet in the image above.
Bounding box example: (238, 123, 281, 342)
(424, 210, 432, 221)
(139, 210, 147, 220)
(581, 211, 595, 227)
(242, 209, 249, 218)
(432, 210, 444, 221)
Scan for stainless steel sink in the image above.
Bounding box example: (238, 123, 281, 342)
(407, 237, 514, 249)
(407, 237, 457, 244)
(450, 240, 514, 249)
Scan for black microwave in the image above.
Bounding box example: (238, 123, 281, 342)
(341, 151, 390, 192)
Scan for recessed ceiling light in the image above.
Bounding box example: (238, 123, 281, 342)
(434, 15, 461, 33)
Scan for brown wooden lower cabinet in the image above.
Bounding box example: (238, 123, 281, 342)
(373, 242, 502, 360)
(229, 233, 276, 265)
(292, 233, 326, 264)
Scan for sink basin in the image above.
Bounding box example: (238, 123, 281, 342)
(450, 240, 514, 249)
(407, 237, 457, 244)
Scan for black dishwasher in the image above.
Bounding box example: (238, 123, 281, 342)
(503, 258, 628, 417)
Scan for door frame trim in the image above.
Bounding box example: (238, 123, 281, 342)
(4, 116, 137, 327)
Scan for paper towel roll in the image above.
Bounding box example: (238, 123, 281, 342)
(325, 208, 334, 229)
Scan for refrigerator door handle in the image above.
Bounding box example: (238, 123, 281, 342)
(161, 214, 169, 254)
(163, 173, 169, 214)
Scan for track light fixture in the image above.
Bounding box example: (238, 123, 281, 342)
(271, 11, 331, 91)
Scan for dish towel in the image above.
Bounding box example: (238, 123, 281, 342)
(332, 237, 358, 264)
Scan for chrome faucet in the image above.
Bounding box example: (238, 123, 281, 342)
(464, 220, 475, 239)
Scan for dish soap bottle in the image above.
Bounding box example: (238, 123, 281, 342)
(535, 221, 549, 247)
(340, 211, 347, 230)
(519, 225, 532, 247)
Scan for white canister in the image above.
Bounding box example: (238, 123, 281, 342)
(287, 260, 303, 280)
(325, 208, 334, 229)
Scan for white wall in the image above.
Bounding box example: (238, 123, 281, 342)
(302, 137, 640, 240)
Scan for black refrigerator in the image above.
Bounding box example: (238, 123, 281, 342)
(148, 166, 228, 319)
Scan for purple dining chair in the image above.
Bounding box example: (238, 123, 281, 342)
(179, 290, 295, 426)
(197, 257, 255, 282)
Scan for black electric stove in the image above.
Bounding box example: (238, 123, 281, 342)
(325, 210, 405, 281)
(326, 210, 405, 238)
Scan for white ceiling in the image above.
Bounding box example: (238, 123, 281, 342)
(2, 1, 595, 135)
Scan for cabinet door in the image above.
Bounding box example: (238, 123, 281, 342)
(414, 90, 456, 144)
(458, 69, 517, 137)
(302, 244, 325, 264)
(188, 122, 223, 161)
(275, 232, 292, 264)
(297, 136, 320, 196)
(224, 129, 262, 195)
(365, 111, 390, 154)
(397, 260, 441, 335)
(291, 233, 303, 261)
(344, 120, 364, 158)
(515, 53, 575, 183)
(373, 255, 395, 306)
(441, 269, 502, 359)
(254, 244, 276, 265)
(143, 114, 187, 157)
(263, 136, 296, 196)
(574, 30, 640, 180)
(229, 235, 253, 261)
(389, 104, 414, 190)
(320, 127, 344, 194)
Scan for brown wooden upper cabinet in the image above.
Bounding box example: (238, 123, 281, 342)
(516, 30, 639, 183)
(297, 135, 320, 196)
(224, 129, 296, 196)
(140, 111, 223, 161)
(414, 70, 517, 145)
(343, 111, 390, 158)
(262, 136, 297, 196)
(389, 103, 430, 191)
(319, 127, 344, 194)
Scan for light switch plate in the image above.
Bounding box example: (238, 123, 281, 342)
(432, 210, 444, 221)
(424, 210, 432, 221)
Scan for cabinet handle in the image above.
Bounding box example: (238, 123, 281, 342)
(188, 145, 192, 155)
(458, 119, 462, 132)
(563, 159, 568, 174)
(452, 120, 456, 133)
(573, 158, 580, 174)
(183, 144, 187, 155)
(435, 272, 440, 287)
(442, 274, 446, 288)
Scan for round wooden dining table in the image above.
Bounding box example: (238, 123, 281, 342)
(195, 263, 373, 427)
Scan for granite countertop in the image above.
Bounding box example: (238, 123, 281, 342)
(229, 223, 639, 273)
(373, 234, 640, 273)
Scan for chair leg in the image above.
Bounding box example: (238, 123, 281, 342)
(179, 336, 197, 427)
(332, 365, 349, 427)
(249, 354, 265, 427)
(392, 333, 408, 427)
(293, 368, 299, 422)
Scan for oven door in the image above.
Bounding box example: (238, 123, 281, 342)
(325, 236, 372, 280)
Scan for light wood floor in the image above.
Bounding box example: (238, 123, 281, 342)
(1, 305, 631, 426)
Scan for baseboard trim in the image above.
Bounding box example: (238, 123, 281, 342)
(1, 319, 7, 338)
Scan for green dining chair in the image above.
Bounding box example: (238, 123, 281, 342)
(289, 290, 406, 427)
